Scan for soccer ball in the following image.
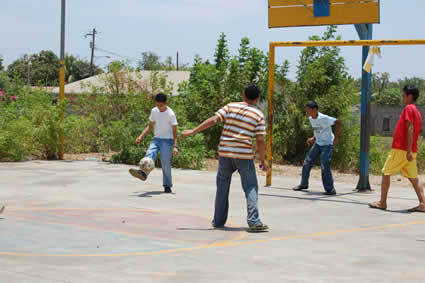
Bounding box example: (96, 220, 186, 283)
(139, 157, 155, 173)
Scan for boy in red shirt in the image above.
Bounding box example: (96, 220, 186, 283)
(369, 85, 425, 212)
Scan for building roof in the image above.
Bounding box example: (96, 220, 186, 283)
(51, 70, 190, 96)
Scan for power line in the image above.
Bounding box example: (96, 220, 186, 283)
(94, 47, 138, 61)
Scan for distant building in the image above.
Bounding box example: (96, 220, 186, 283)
(51, 71, 191, 96)
(370, 105, 425, 136)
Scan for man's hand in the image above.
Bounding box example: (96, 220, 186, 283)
(260, 160, 270, 173)
(173, 147, 179, 156)
(306, 137, 315, 146)
(136, 136, 143, 144)
(181, 130, 195, 139)
(407, 151, 413, 162)
(333, 136, 339, 146)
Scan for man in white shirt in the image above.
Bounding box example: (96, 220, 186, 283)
(293, 101, 341, 195)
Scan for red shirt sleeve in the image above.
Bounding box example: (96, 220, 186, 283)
(404, 105, 415, 123)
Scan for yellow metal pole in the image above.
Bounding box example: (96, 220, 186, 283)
(266, 44, 275, 186)
(59, 61, 65, 159)
(271, 39, 425, 48)
(59, 0, 65, 159)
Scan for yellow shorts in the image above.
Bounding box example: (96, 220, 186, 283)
(381, 149, 417, 179)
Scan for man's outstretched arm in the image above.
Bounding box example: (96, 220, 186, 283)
(181, 115, 221, 138)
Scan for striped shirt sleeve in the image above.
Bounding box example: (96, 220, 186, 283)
(215, 104, 229, 122)
(254, 115, 266, 135)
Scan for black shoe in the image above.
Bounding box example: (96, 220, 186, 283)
(323, 190, 336, 195)
(212, 220, 224, 228)
(212, 225, 225, 229)
(129, 169, 147, 181)
(248, 223, 269, 232)
(293, 185, 308, 191)
(164, 187, 172, 193)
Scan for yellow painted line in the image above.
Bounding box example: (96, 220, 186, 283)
(1, 221, 424, 257)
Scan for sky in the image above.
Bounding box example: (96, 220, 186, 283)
(1, 0, 425, 80)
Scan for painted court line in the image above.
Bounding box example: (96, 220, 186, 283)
(1, 220, 424, 257)
(0, 207, 247, 256)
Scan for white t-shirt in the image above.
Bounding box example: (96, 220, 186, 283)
(149, 107, 178, 139)
(309, 112, 336, 146)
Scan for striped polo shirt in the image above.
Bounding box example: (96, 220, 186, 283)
(215, 102, 266, 160)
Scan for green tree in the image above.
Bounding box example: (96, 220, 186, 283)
(65, 54, 102, 82)
(214, 32, 230, 69)
(0, 56, 4, 72)
(225, 57, 243, 100)
(7, 50, 60, 86)
(375, 87, 402, 106)
(137, 51, 161, 71)
(371, 72, 390, 96)
(107, 60, 133, 73)
(238, 37, 250, 69)
(164, 56, 175, 71)
(372, 77, 425, 106)
(243, 47, 267, 83)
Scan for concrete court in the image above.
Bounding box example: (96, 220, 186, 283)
(0, 160, 424, 283)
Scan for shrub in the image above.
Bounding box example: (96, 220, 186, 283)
(64, 114, 99, 153)
(0, 116, 33, 161)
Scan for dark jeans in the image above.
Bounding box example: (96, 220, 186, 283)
(300, 143, 335, 192)
(212, 157, 262, 227)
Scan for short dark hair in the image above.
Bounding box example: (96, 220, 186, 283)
(403, 85, 419, 101)
(155, 93, 167, 102)
(244, 83, 260, 100)
(306, 101, 318, 110)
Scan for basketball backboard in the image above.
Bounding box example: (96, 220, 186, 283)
(268, 0, 380, 28)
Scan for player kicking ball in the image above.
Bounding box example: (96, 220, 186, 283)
(129, 93, 179, 193)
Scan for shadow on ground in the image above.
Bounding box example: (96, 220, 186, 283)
(131, 191, 175, 197)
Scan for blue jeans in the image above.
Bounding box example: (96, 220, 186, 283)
(145, 138, 173, 188)
(300, 143, 335, 192)
(213, 157, 262, 227)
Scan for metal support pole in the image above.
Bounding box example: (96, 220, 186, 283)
(266, 44, 275, 186)
(355, 23, 373, 191)
(90, 28, 96, 76)
(59, 0, 66, 159)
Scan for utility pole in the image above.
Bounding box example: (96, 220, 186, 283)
(59, 0, 66, 159)
(85, 28, 97, 76)
(176, 51, 179, 71)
